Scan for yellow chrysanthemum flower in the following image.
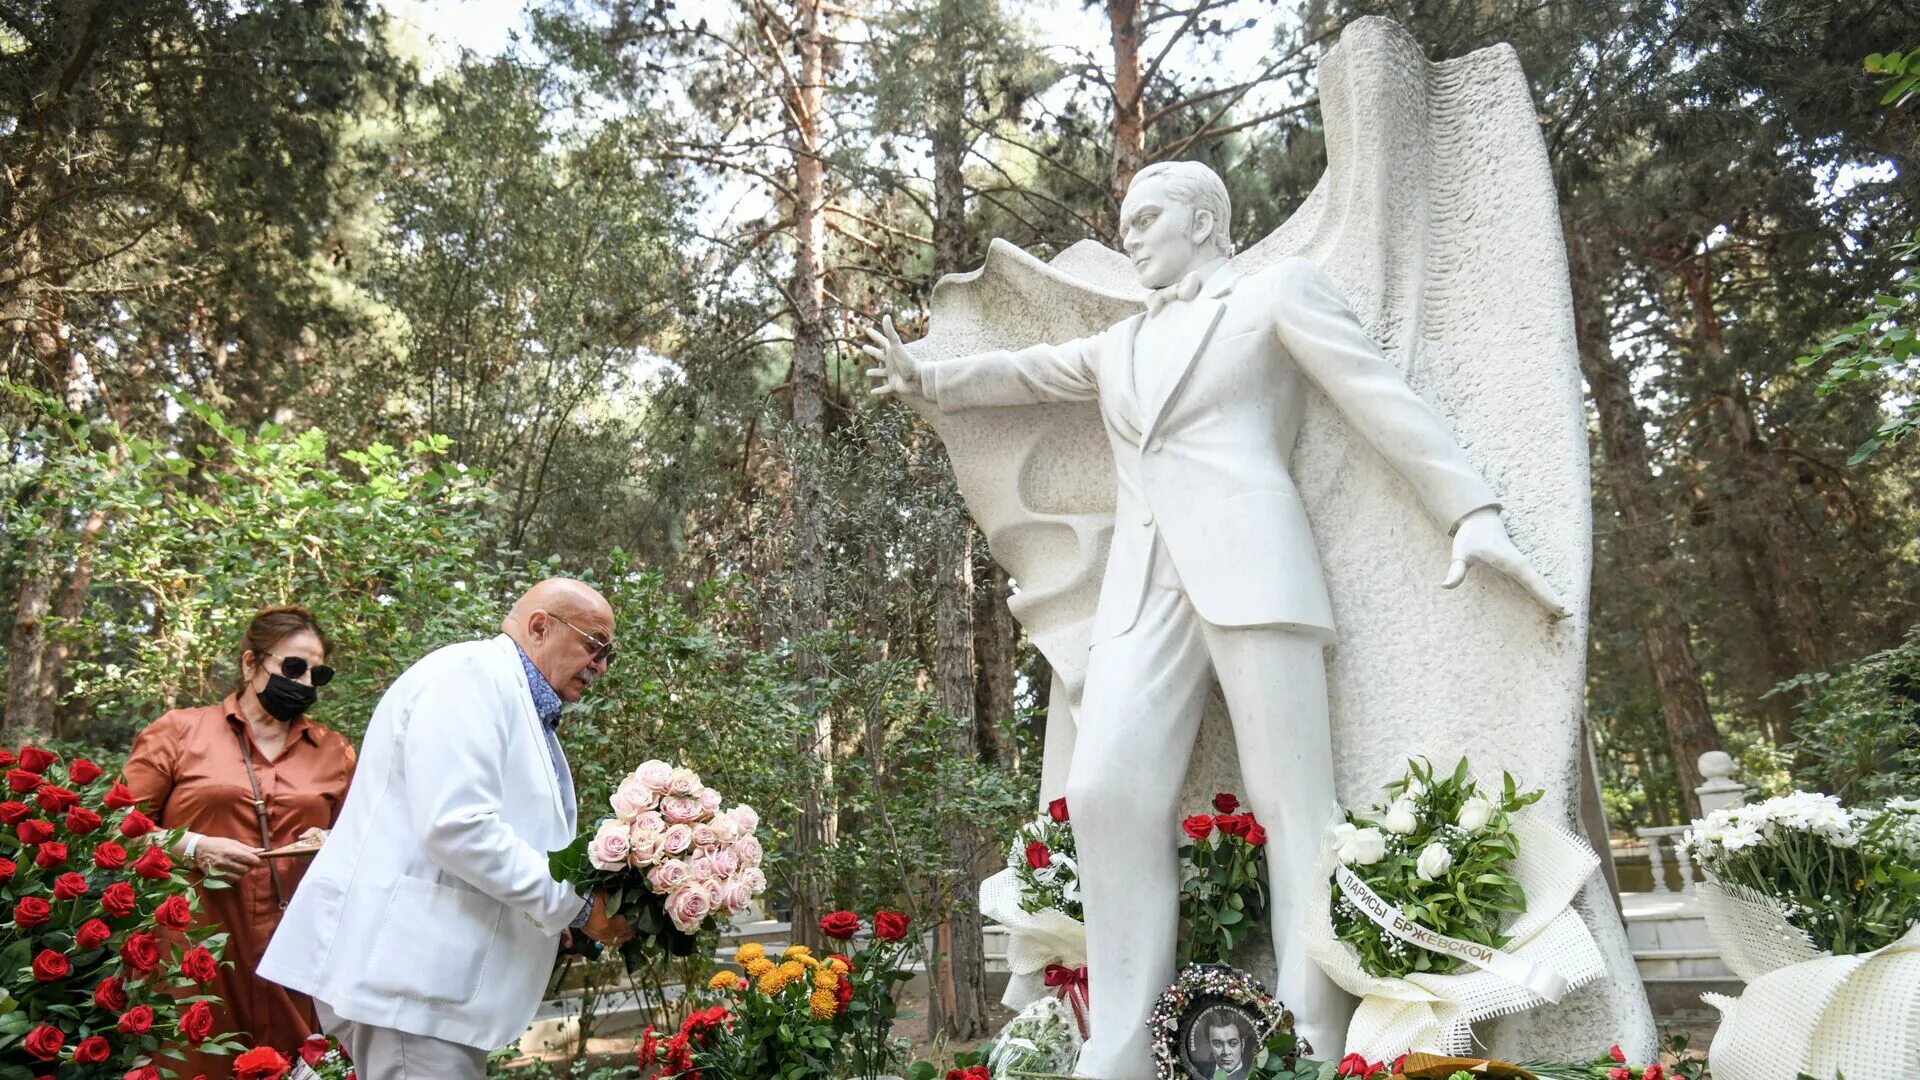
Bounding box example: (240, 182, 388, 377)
(813, 968, 839, 990)
(809, 987, 839, 1019)
(824, 957, 850, 974)
(782, 944, 812, 960)
(757, 968, 790, 994)
(736, 942, 766, 964)
(796, 954, 821, 970)
(777, 960, 807, 981)
(745, 957, 776, 978)
(709, 971, 741, 991)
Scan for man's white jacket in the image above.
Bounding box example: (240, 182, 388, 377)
(259, 634, 583, 1050)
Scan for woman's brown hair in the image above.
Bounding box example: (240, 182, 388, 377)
(237, 605, 331, 688)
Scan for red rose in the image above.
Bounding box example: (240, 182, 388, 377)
(53, 871, 89, 900)
(31, 949, 70, 981)
(300, 1034, 330, 1065)
(1336, 1053, 1382, 1078)
(103, 781, 139, 809)
(1609, 1046, 1627, 1064)
(178, 999, 214, 1044)
(72, 1034, 110, 1063)
(1181, 814, 1215, 841)
(75, 918, 112, 950)
(33, 841, 67, 868)
(119, 809, 156, 838)
(131, 844, 172, 880)
(836, 976, 854, 1006)
(94, 840, 127, 869)
(64, 805, 102, 833)
(14, 896, 51, 928)
(1245, 823, 1268, 846)
(17, 746, 57, 773)
(67, 758, 103, 784)
(16, 818, 53, 844)
(234, 1045, 294, 1080)
(120, 931, 161, 975)
(118, 1005, 156, 1034)
(818, 910, 861, 940)
(125, 1068, 161, 1080)
(35, 785, 78, 813)
(94, 975, 129, 1010)
(7, 768, 42, 792)
(1212, 792, 1240, 814)
(1047, 797, 1069, 822)
(154, 894, 193, 930)
(0, 749, 13, 767)
(21, 1023, 62, 1061)
(0, 857, 13, 882)
(0, 800, 30, 823)
(180, 945, 219, 984)
(873, 909, 911, 942)
(101, 881, 137, 917)
(1025, 840, 1052, 869)
(1216, 813, 1253, 839)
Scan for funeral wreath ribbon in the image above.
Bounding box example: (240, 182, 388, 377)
(1333, 865, 1569, 1003)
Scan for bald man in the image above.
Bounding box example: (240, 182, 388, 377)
(261, 579, 631, 1078)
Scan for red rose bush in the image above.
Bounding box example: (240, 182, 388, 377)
(0, 744, 240, 1075)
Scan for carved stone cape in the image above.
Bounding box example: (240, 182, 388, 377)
(907, 17, 1656, 1057)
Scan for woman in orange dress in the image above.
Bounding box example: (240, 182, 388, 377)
(122, 605, 356, 1075)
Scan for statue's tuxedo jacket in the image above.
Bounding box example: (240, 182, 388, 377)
(923, 256, 1498, 643)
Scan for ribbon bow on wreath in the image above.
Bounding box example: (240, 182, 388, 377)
(1044, 963, 1090, 1037)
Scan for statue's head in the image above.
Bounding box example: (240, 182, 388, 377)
(1120, 161, 1233, 289)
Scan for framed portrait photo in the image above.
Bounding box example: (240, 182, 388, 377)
(1149, 963, 1309, 1080)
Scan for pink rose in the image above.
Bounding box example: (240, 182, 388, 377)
(708, 814, 741, 844)
(627, 823, 666, 864)
(661, 823, 694, 853)
(667, 767, 701, 796)
(633, 760, 675, 795)
(733, 834, 764, 868)
(587, 819, 632, 871)
(728, 804, 760, 833)
(648, 858, 691, 893)
(718, 876, 756, 912)
(660, 795, 703, 825)
(709, 847, 740, 878)
(687, 854, 717, 881)
(737, 866, 768, 895)
(635, 810, 666, 833)
(611, 779, 656, 821)
(664, 883, 713, 933)
(691, 824, 720, 849)
(696, 787, 723, 815)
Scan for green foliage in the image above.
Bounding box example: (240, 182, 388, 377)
(1798, 220, 1919, 462)
(1773, 626, 1920, 801)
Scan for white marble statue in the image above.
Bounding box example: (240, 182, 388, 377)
(868, 17, 1656, 1075)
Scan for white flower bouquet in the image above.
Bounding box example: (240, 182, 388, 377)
(980, 797, 1088, 1012)
(550, 759, 767, 962)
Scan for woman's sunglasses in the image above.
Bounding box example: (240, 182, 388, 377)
(264, 653, 335, 687)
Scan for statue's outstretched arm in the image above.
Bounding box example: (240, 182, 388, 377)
(865, 315, 1103, 412)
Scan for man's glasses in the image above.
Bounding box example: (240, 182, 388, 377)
(548, 613, 615, 665)
(263, 653, 335, 687)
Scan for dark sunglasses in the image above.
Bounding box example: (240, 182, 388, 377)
(264, 653, 335, 687)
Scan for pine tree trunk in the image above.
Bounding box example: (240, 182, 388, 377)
(1107, 0, 1146, 221)
(973, 561, 1017, 768)
(5, 532, 57, 741)
(46, 509, 106, 737)
(1568, 229, 1718, 818)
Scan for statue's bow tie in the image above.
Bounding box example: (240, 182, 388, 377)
(1145, 271, 1205, 315)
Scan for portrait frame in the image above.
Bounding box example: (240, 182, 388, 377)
(1149, 963, 1309, 1080)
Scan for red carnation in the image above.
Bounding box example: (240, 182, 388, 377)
(94, 840, 127, 869)
(67, 757, 103, 784)
(1610, 1046, 1627, 1064)
(72, 1034, 111, 1063)
(93, 975, 129, 1011)
(234, 1045, 294, 1080)
(118, 1001, 158, 1036)
(1212, 792, 1240, 814)
(1025, 840, 1052, 869)
(52, 871, 89, 900)
(16, 818, 53, 845)
(13, 896, 51, 928)
(119, 809, 157, 838)
(300, 1034, 331, 1065)
(7, 768, 42, 792)
(1048, 797, 1069, 823)
(101, 881, 137, 917)
(75, 918, 112, 950)
(0, 800, 30, 823)
(102, 781, 139, 809)
(0, 857, 13, 882)
(131, 844, 172, 880)
(1642, 1066, 1665, 1080)
(154, 894, 193, 930)
(33, 841, 66, 868)
(120, 931, 161, 975)
(1182, 814, 1215, 841)
(35, 784, 78, 813)
(873, 909, 912, 942)
(819, 910, 861, 940)
(17, 746, 57, 774)
(1607, 1070, 1630, 1080)
(31, 949, 70, 981)
(181, 945, 219, 984)
(178, 999, 214, 1044)
(64, 805, 102, 833)
(21, 1023, 62, 1061)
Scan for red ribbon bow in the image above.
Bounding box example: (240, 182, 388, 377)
(1044, 964, 1090, 1038)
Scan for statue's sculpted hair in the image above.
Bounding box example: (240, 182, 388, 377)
(1132, 161, 1234, 256)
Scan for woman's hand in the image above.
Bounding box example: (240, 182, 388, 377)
(195, 836, 264, 877)
(296, 826, 329, 847)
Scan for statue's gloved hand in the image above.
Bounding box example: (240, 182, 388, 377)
(863, 314, 922, 398)
(1442, 507, 1571, 618)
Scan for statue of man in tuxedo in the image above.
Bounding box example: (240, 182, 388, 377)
(867, 161, 1568, 1077)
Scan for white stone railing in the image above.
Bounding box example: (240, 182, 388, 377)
(1633, 825, 1703, 894)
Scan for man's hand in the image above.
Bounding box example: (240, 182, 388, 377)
(582, 890, 636, 947)
(863, 315, 922, 398)
(1442, 507, 1571, 618)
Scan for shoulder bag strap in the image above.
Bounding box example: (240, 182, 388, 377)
(232, 726, 288, 910)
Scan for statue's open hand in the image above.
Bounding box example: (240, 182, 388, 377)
(863, 315, 921, 398)
(1442, 507, 1571, 619)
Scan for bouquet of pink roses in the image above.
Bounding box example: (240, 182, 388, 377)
(550, 760, 767, 962)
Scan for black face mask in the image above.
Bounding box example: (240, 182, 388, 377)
(257, 674, 317, 722)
